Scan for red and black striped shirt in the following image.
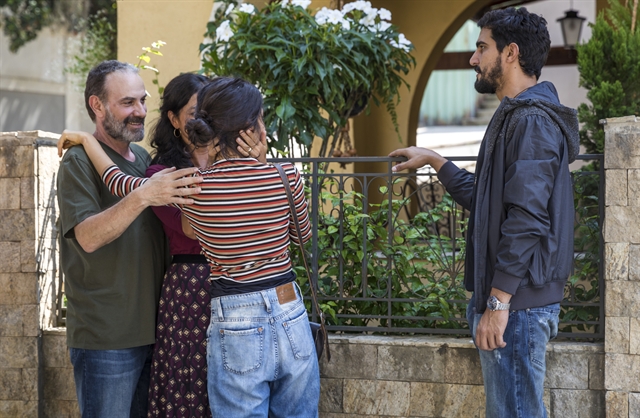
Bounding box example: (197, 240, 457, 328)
(102, 159, 311, 287)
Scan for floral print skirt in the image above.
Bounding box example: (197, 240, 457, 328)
(148, 260, 212, 418)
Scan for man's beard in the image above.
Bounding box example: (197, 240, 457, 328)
(474, 56, 503, 94)
(103, 107, 145, 143)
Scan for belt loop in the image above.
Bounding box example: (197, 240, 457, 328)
(261, 291, 272, 313)
(214, 297, 224, 321)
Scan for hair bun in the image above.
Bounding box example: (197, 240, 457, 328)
(185, 118, 215, 147)
(196, 110, 213, 125)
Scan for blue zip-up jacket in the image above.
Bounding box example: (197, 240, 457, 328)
(437, 82, 580, 313)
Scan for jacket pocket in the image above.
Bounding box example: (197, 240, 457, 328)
(526, 247, 548, 287)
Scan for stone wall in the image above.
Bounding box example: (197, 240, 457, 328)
(0, 131, 59, 417)
(318, 336, 603, 418)
(39, 330, 604, 418)
(602, 116, 640, 417)
(42, 329, 77, 418)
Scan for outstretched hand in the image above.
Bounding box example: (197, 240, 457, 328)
(388, 146, 448, 173)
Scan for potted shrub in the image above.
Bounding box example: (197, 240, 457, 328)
(200, 0, 415, 158)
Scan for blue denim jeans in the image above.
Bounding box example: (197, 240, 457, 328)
(69, 345, 152, 418)
(206, 283, 320, 418)
(467, 295, 560, 418)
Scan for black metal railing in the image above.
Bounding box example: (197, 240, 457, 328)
(54, 155, 604, 340)
(277, 155, 604, 340)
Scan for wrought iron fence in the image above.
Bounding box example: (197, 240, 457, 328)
(54, 155, 604, 340)
(279, 155, 604, 340)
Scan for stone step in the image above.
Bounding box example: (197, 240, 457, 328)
(476, 107, 497, 120)
(479, 95, 501, 109)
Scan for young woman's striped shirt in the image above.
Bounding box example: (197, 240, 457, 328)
(102, 159, 311, 285)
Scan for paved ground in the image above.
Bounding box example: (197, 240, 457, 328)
(416, 125, 485, 172)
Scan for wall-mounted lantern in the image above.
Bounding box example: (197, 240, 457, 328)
(557, 3, 586, 49)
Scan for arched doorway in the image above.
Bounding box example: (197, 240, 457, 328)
(352, 0, 597, 171)
(414, 0, 594, 168)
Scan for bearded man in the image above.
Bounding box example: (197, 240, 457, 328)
(57, 60, 202, 417)
(389, 8, 580, 418)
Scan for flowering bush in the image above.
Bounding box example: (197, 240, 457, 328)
(201, 0, 415, 157)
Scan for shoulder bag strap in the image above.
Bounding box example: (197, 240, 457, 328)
(274, 163, 331, 361)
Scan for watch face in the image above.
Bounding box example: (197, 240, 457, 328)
(487, 296, 498, 310)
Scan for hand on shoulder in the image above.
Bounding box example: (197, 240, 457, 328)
(57, 130, 98, 157)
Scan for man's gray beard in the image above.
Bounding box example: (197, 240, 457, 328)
(103, 108, 145, 144)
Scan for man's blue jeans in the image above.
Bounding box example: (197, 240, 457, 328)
(467, 295, 560, 418)
(69, 345, 153, 418)
(206, 283, 320, 418)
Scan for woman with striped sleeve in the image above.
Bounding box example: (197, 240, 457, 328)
(57, 76, 320, 418)
(145, 72, 267, 418)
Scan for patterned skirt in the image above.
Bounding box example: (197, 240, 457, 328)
(148, 259, 212, 418)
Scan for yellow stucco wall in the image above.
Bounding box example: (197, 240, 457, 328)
(351, 0, 493, 173)
(117, 0, 492, 156)
(117, 0, 214, 145)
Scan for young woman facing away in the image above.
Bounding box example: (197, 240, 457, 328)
(143, 73, 267, 418)
(58, 76, 320, 418)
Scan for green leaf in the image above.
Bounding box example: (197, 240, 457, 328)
(275, 98, 296, 120)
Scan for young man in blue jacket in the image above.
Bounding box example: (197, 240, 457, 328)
(390, 8, 580, 418)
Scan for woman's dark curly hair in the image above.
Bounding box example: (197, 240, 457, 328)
(477, 7, 550, 80)
(185, 77, 263, 159)
(149, 73, 210, 167)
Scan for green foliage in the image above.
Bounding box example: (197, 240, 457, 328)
(288, 170, 602, 336)
(577, 0, 640, 154)
(560, 168, 601, 334)
(0, 0, 53, 52)
(134, 40, 166, 98)
(66, 8, 116, 86)
(200, 0, 415, 158)
(0, 0, 116, 53)
(292, 180, 468, 332)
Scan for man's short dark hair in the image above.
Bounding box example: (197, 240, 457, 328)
(477, 7, 550, 80)
(84, 60, 138, 122)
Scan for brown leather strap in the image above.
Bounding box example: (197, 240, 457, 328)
(274, 163, 331, 361)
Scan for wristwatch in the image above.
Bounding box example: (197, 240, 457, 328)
(487, 295, 510, 311)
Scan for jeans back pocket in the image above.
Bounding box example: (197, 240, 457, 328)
(220, 326, 265, 375)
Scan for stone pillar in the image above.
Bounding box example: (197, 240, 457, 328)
(603, 116, 640, 417)
(0, 131, 60, 416)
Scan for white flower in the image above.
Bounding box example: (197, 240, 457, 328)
(359, 9, 378, 26)
(378, 8, 391, 21)
(390, 33, 412, 52)
(315, 7, 331, 24)
(368, 20, 391, 33)
(237, 3, 256, 14)
(280, 0, 290, 6)
(315, 7, 348, 28)
(376, 21, 391, 32)
(291, 0, 312, 8)
(327, 11, 344, 25)
(215, 20, 234, 42)
(224, 3, 235, 15)
(342, 1, 372, 14)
